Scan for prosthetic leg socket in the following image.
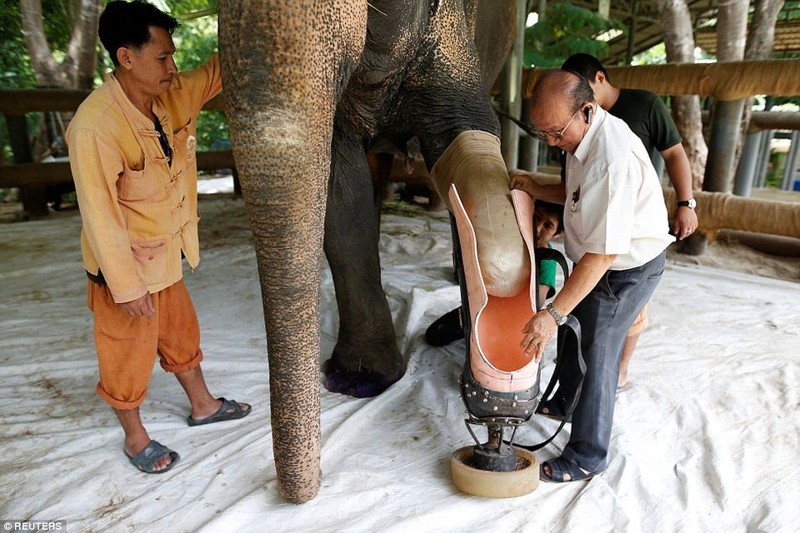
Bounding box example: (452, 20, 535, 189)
(448, 184, 541, 498)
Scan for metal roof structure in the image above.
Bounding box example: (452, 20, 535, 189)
(565, 0, 800, 64)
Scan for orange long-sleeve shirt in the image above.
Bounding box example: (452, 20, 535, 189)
(67, 55, 222, 303)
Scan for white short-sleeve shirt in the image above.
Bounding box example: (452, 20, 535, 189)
(563, 107, 675, 270)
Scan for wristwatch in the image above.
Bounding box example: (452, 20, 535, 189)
(545, 303, 568, 326)
(677, 198, 697, 209)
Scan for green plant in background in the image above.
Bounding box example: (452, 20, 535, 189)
(524, 3, 625, 68)
(0, 0, 227, 163)
(1, 0, 39, 164)
(167, 0, 228, 153)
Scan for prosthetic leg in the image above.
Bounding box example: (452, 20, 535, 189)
(427, 131, 583, 497)
(447, 184, 542, 498)
(447, 182, 588, 498)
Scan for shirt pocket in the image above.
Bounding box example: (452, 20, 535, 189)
(173, 119, 196, 160)
(172, 118, 196, 178)
(131, 238, 168, 285)
(118, 161, 162, 202)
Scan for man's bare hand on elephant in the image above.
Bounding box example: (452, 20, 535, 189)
(119, 293, 155, 319)
(509, 170, 537, 197)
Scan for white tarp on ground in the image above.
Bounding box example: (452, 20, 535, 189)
(1, 191, 799, 532)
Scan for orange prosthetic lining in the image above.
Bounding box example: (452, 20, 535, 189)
(477, 291, 536, 373)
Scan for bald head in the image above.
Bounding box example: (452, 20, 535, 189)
(528, 70, 596, 152)
(530, 70, 594, 114)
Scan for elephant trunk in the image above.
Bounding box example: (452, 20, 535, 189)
(219, 0, 367, 504)
(226, 103, 327, 503)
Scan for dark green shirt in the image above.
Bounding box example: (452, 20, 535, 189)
(608, 89, 682, 156)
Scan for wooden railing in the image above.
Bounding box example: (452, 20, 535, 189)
(0, 89, 234, 217)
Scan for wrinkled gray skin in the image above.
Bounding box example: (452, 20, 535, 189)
(218, 0, 516, 503)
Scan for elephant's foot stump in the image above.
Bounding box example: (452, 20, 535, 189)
(323, 356, 404, 398)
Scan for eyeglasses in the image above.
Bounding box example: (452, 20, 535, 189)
(533, 107, 582, 141)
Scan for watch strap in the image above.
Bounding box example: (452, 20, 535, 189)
(545, 303, 567, 326)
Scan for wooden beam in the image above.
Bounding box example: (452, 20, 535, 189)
(522, 60, 800, 101)
(0, 150, 237, 188)
(0, 162, 72, 187)
(0, 89, 226, 115)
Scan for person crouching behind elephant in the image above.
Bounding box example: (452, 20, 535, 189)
(66, 0, 251, 474)
(509, 70, 674, 483)
(533, 200, 565, 306)
(426, 198, 565, 346)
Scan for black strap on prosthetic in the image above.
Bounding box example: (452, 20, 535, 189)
(508, 247, 587, 452)
(511, 315, 585, 451)
(449, 215, 473, 345)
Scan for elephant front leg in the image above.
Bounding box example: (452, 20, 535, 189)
(323, 130, 405, 398)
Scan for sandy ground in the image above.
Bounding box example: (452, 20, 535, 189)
(666, 235, 800, 282)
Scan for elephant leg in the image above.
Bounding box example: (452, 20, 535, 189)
(323, 130, 405, 398)
(366, 150, 395, 218)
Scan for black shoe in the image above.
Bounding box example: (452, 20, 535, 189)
(425, 307, 464, 346)
(536, 398, 572, 423)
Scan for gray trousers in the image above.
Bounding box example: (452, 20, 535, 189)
(557, 251, 666, 472)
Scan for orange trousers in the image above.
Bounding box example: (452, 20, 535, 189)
(88, 279, 204, 410)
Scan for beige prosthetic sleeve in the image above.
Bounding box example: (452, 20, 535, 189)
(450, 185, 540, 393)
(430, 130, 530, 297)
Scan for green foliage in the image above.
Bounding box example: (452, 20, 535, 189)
(0, 0, 226, 156)
(165, 2, 228, 151)
(0, 0, 83, 89)
(524, 3, 625, 68)
(631, 43, 667, 66)
(0, 0, 35, 89)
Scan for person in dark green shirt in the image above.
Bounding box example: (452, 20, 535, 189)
(561, 53, 698, 389)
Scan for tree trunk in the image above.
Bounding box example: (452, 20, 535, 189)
(658, 0, 706, 190)
(19, 0, 62, 87)
(746, 0, 785, 59)
(19, 0, 101, 167)
(64, 0, 103, 90)
(19, 0, 101, 89)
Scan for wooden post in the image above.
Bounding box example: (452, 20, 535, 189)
(733, 130, 762, 197)
(517, 98, 539, 171)
(781, 130, 800, 191)
(704, 99, 747, 193)
(5, 113, 49, 218)
(499, 0, 526, 170)
(754, 130, 774, 188)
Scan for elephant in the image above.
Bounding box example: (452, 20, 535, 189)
(218, 0, 522, 503)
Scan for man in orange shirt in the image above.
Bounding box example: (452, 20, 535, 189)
(67, 0, 250, 474)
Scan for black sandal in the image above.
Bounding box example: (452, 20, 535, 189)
(540, 457, 598, 483)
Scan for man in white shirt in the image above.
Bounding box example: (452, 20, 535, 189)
(510, 70, 674, 482)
